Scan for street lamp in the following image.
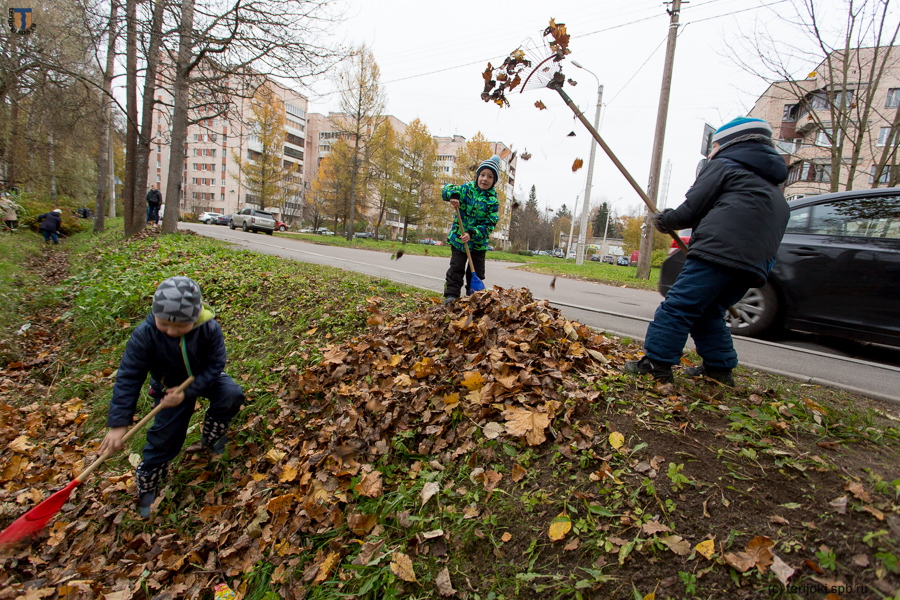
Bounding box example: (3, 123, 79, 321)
(571, 61, 604, 266)
(566, 193, 580, 259)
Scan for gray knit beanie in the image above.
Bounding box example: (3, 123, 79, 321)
(152, 276, 202, 323)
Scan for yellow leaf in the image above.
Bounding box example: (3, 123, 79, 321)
(608, 431, 624, 450)
(390, 552, 418, 583)
(7, 435, 34, 453)
(265, 448, 287, 463)
(695, 539, 715, 559)
(643, 594, 656, 600)
(280, 464, 299, 483)
(548, 513, 572, 541)
(313, 551, 341, 584)
(572, 158, 584, 172)
(501, 532, 513, 542)
(461, 371, 485, 391)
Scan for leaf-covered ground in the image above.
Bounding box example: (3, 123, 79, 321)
(0, 227, 899, 600)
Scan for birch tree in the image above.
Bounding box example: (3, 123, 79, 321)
(393, 119, 438, 243)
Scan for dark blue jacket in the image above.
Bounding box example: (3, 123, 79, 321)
(37, 211, 61, 233)
(107, 309, 226, 427)
(659, 141, 789, 283)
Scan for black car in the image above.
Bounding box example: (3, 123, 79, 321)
(214, 213, 232, 226)
(658, 188, 900, 346)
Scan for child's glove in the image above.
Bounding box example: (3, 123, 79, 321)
(650, 209, 673, 233)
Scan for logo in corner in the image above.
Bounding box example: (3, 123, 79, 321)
(8, 8, 35, 35)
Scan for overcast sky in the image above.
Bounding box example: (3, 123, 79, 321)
(307, 0, 806, 221)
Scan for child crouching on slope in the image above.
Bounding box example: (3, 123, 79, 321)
(98, 276, 245, 517)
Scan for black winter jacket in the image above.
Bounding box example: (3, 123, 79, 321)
(37, 211, 61, 233)
(659, 141, 790, 283)
(146, 189, 162, 207)
(107, 309, 226, 427)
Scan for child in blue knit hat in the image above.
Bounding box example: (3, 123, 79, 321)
(625, 117, 790, 386)
(440, 155, 501, 303)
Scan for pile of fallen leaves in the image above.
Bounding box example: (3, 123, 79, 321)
(0, 288, 621, 598)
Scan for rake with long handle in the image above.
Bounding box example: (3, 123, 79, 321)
(0, 376, 194, 546)
(454, 205, 486, 293)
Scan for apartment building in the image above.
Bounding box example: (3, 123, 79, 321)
(150, 76, 309, 218)
(748, 46, 900, 200)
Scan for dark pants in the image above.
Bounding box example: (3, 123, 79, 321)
(444, 246, 486, 298)
(41, 230, 59, 244)
(136, 372, 244, 491)
(147, 204, 160, 224)
(644, 257, 755, 370)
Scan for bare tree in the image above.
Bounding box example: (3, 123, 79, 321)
(733, 0, 900, 193)
(333, 47, 386, 239)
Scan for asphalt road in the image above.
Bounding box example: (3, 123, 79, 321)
(183, 224, 900, 403)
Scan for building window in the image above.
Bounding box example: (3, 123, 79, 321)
(815, 129, 840, 146)
(782, 104, 800, 122)
(209, 134, 217, 143)
(211, 149, 216, 157)
(869, 165, 891, 184)
(193, 163, 198, 171)
(887, 89, 900, 109)
(877, 127, 894, 147)
(193, 134, 200, 142)
(210, 164, 216, 172)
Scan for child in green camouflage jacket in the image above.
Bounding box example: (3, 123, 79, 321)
(441, 155, 501, 303)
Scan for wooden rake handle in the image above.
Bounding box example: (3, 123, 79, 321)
(76, 376, 194, 483)
(454, 205, 478, 273)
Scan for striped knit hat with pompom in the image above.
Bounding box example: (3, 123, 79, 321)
(712, 117, 773, 146)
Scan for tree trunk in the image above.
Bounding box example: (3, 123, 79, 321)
(123, 0, 138, 236)
(48, 132, 57, 203)
(162, 0, 195, 234)
(94, 0, 117, 233)
(95, 1, 118, 232)
(131, 0, 166, 235)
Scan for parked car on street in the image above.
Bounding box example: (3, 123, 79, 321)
(658, 188, 900, 345)
(198, 212, 220, 224)
(299, 227, 316, 234)
(617, 256, 630, 266)
(274, 220, 288, 232)
(230, 208, 276, 235)
(315, 227, 335, 236)
(214, 213, 232, 226)
(602, 255, 616, 264)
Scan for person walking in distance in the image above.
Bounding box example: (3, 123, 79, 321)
(146, 184, 162, 226)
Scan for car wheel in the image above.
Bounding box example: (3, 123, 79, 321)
(242, 222, 249, 232)
(229, 221, 235, 230)
(278, 225, 286, 231)
(727, 284, 780, 338)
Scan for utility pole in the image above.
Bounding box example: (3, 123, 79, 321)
(637, 0, 683, 279)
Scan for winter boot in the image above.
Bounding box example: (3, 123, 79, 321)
(136, 463, 167, 518)
(624, 356, 674, 384)
(683, 364, 735, 386)
(201, 418, 229, 455)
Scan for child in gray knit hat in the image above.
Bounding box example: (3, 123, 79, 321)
(98, 276, 245, 518)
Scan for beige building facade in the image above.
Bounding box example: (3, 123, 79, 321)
(749, 47, 900, 200)
(150, 76, 309, 218)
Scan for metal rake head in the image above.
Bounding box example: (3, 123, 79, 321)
(480, 19, 573, 107)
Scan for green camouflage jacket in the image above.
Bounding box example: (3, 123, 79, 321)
(441, 181, 499, 252)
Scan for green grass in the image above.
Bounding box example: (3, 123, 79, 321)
(0, 229, 44, 361)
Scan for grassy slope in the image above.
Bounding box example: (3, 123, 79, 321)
(0, 223, 898, 600)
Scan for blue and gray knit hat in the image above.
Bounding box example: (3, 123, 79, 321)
(476, 155, 501, 189)
(152, 276, 202, 323)
(712, 117, 773, 146)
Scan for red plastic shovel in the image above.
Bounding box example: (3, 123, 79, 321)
(0, 376, 193, 547)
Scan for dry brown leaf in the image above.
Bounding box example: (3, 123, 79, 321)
(421, 481, 440, 505)
(504, 406, 551, 446)
(725, 536, 774, 573)
(511, 463, 527, 482)
(571, 158, 584, 172)
(501, 532, 513, 543)
(659, 535, 691, 556)
(641, 521, 671, 535)
(771, 554, 795, 585)
(390, 552, 418, 583)
(435, 566, 456, 596)
(535, 100, 547, 110)
(355, 470, 384, 498)
(461, 371, 485, 391)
